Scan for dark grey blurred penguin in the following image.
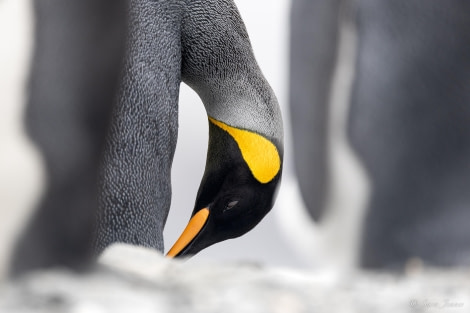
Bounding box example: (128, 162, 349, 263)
(11, 0, 282, 274)
(287, 0, 470, 270)
(10, 0, 128, 274)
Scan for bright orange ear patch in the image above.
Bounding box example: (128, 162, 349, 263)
(209, 117, 281, 184)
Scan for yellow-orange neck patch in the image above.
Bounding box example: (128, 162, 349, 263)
(209, 117, 281, 184)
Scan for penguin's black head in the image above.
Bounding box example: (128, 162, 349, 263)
(166, 117, 282, 258)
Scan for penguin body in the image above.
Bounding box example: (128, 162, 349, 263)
(11, 0, 128, 274)
(288, 0, 470, 270)
(11, 0, 282, 274)
(352, 0, 470, 269)
(98, 0, 282, 256)
(95, 0, 184, 253)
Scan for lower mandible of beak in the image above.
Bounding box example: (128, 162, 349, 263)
(166, 207, 210, 258)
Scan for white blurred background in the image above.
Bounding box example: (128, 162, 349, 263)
(0, 0, 307, 276)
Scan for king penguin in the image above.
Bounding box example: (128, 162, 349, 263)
(96, 0, 283, 258)
(11, 0, 282, 274)
(10, 0, 128, 275)
(284, 0, 470, 271)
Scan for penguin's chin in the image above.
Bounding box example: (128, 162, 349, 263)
(166, 207, 210, 258)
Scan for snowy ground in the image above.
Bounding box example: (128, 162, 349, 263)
(1, 244, 469, 313)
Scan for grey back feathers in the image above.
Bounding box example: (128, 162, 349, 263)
(182, 0, 282, 141)
(96, 0, 183, 253)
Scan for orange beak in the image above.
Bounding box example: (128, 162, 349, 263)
(166, 208, 210, 258)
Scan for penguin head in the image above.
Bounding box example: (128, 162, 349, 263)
(166, 117, 282, 258)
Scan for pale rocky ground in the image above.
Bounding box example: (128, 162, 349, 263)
(1, 244, 470, 313)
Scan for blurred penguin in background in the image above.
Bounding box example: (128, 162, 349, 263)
(10, 0, 282, 275)
(10, 0, 128, 275)
(283, 0, 470, 271)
